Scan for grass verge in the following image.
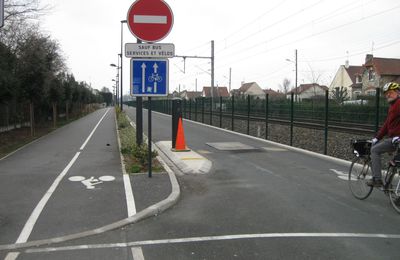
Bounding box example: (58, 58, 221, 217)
(116, 108, 163, 174)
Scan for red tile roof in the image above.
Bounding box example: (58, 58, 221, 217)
(182, 91, 202, 99)
(202, 86, 230, 98)
(288, 84, 328, 94)
(364, 57, 400, 76)
(345, 66, 364, 84)
(238, 82, 257, 92)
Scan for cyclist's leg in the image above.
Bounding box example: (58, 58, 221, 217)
(370, 139, 395, 182)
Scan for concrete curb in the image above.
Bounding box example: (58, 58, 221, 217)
(0, 110, 180, 251)
(151, 110, 352, 168)
(156, 141, 212, 175)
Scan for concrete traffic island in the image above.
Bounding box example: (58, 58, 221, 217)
(156, 141, 212, 175)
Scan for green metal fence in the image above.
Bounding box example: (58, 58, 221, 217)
(126, 88, 389, 156)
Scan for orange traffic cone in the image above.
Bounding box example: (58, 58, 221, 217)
(173, 117, 190, 152)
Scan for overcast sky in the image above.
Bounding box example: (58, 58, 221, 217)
(39, 0, 400, 95)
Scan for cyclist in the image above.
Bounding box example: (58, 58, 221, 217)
(369, 82, 400, 187)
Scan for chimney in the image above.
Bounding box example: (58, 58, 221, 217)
(345, 59, 349, 69)
(365, 54, 373, 64)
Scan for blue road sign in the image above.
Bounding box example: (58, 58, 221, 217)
(130, 59, 169, 96)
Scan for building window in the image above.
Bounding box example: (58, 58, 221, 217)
(368, 70, 375, 81)
(353, 91, 361, 99)
(356, 75, 362, 83)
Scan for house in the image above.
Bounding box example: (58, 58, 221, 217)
(202, 86, 230, 98)
(264, 88, 286, 100)
(180, 90, 202, 100)
(237, 82, 265, 99)
(361, 54, 400, 96)
(329, 62, 363, 100)
(287, 83, 328, 101)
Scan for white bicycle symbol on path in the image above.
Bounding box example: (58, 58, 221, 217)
(68, 176, 115, 190)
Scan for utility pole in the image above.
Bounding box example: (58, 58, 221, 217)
(195, 78, 198, 92)
(174, 40, 214, 99)
(229, 68, 232, 92)
(295, 49, 298, 102)
(0, 0, 4, 28)
(211, 40, 215, 108)
(120, 20, 127, 110)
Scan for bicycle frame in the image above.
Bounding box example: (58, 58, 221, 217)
(349, 139, 400, 213)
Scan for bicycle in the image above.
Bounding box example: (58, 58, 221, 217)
(349, 139, 400, 214)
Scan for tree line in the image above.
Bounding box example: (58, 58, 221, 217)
(0, 0, 111, 135)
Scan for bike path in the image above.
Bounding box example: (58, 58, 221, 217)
(25, 108, 130, 241)
(0, 109, 111, 246)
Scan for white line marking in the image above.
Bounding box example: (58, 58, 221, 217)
(7, 108, 110, 257)
(330, 169, 347, 176)
(15, 151, 81, 244)
(123, 174, 136, 217)
(80, 109, 110, 150)
(68, 176, 86, 182)
(99, 176, 116, 182)
(25, 232, 400, 253)
(4, 252, 20, 260)
(331, 169, 363, 181)
(115, 113, 137, 217)
(134, 15, 167, 24)
(131, 247, 145, 260)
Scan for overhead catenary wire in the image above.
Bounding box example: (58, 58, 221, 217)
(221, 0, 288, 41)
(215, 0, 380, 63)
(302, 39, 400, 63)
(214, 0, 325, 54)
(192, 0, 381, 72)
(215, 3, 400, 70)
(175, 0, 370, 78)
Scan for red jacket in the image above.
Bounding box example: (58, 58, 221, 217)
(377, 98, 400, 139)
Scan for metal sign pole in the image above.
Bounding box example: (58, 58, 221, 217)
(136, 40, 143, 146)
(148, 97, 152, 178)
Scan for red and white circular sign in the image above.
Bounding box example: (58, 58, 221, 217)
(127, 0, 174, 42)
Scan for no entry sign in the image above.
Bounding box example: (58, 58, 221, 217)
(127, 0, 174, 42)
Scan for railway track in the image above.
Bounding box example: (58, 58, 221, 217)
(181, 111, 379, 135)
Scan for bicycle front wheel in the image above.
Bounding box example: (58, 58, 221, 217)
(388, 167, 400, 214)
(348, 157, 373, 200)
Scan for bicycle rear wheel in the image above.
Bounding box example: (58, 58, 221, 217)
(388, 167, 400, 214)
(348, 157, 373, 200)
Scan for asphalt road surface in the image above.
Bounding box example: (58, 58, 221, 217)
(0, 108, 136, 259)
(2, 106, 400, 259)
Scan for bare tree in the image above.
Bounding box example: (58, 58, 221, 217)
(0, 0, 49, 51)
(279, 78, 291, 94)
(331, 86, 349, 104)
(3, 0, 48, 22)
(306, 63, 324, 85)
(101, 87, 111, 93)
